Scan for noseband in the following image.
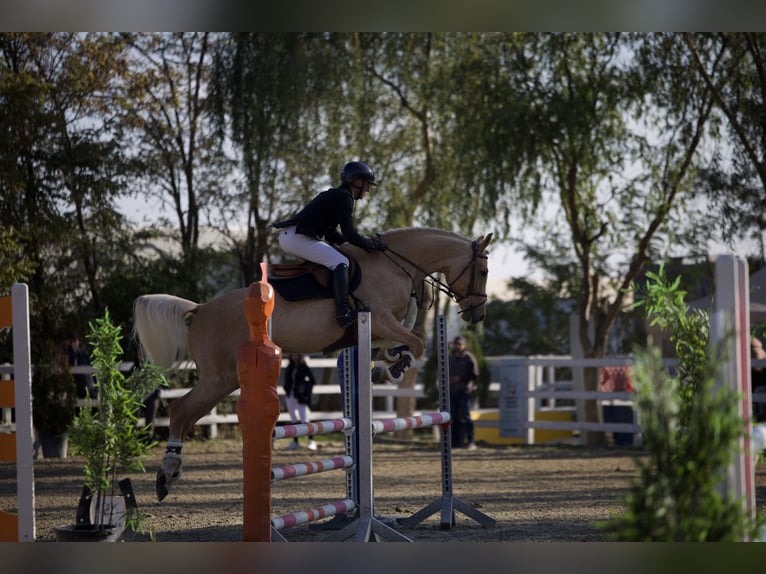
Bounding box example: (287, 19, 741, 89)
(446, 240, 489, 315)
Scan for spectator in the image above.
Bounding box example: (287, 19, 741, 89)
(448, 335, 478, 450)
(64, 333, 97, 399)
(283, 353, 318, 450)
(751, 336, 766, 423)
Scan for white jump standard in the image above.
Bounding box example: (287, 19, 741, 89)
(267, 312, 495, 541)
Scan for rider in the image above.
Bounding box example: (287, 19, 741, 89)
(272, 161, 387, 328)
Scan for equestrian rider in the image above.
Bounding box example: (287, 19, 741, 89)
(272, 161, 387, 328)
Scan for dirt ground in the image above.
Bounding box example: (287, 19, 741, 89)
(3, 434, 765, 543)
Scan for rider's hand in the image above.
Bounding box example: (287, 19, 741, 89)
(370, 237, 387, 252)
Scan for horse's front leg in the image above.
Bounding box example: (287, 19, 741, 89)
(371, 311, 426, 359)
(375, 348, 415, 384)
(157, 438, 184, 502)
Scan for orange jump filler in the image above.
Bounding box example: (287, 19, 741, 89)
(236, 278, 282, 542)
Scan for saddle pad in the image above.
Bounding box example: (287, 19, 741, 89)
(268, 260, 362, 303)
(269, 273, 331, 302)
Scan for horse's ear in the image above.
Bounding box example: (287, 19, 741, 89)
(478, 233, 493, 251)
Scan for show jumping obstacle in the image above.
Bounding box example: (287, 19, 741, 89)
(711, 255, 756, 525)
(0, 283, 35, 542)
(237, 283, 495, 541)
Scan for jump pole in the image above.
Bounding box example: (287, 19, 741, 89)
(0, 283, 36, 542)
(325, 311, 411, 542)
(710, 254, 756, 525)
(397, 314, 496, 530)
(267, 342, 358, 541)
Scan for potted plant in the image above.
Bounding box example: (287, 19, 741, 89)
(53, 309, 167, 542)
(32, 340, 77, 458)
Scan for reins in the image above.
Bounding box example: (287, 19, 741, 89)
(381, 238, 488, 314)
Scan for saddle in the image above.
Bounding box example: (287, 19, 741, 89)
(267, 258, 362, 302)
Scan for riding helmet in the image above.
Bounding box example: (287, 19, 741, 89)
(340, 161, 377, 186)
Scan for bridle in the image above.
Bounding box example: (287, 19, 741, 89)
(382, 238, 488, 314)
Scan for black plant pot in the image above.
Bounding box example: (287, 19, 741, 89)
(53, 524, 119, 542)
(54, 478, 139, 542)
(37, 432, 68, 458)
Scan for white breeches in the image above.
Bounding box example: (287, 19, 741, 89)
(285, 395, 311, 424)
(278, 226, 348, 270)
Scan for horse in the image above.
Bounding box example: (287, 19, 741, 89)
(133, 227, 492, 500)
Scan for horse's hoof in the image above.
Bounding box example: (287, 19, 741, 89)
(156, 469, 169, 502)
(371, 366, 388, 384)
(386, 352, 414, 384)
(383, 344, 409, 363)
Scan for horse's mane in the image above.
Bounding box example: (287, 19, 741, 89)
(379, 227, 467, 241)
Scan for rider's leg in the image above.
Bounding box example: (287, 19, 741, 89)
(278, 226, 354, 328)
(332, 263, 356, 328)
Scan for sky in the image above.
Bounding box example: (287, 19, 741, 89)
(118, 190, 763, 303)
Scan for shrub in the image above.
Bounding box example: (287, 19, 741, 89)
(600, 264, 764, 541)
(68, 309, 167, 534)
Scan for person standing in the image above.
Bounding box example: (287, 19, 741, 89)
(272, 161, 387, 329)
(448, 335, 478, 450)
(751, 336, 766, 423)
(64, 333, 97, 399)
(283, 353, 318, 450)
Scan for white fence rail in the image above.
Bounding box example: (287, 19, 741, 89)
(5, 355, 763, 445)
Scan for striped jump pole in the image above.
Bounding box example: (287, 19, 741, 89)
(371, 412, 451, 434)
(268, 343, 358, 541)
(0, 283, 35, 542)
(271, 499, 356, 531)
(324, 312, 411, 542)
(272, 418, 352, 440)
(271, 456, 354, 482)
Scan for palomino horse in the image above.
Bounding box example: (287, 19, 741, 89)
(133, 227, 491, 500)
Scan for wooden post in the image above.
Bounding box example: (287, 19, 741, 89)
(237, 278, 282, 542)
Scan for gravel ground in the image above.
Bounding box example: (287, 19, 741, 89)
(5, 435, 765, 543)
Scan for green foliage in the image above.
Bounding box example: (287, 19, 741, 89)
(68, 309, 167, 533)
(685, 33, 766, 263)
(600, 265, 764, 541)
(0, 229, 34, 294)
(31, 341, 77, 435)
(632, 264, 710, 427)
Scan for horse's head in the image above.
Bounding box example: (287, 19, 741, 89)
(450, 233, 492, 324)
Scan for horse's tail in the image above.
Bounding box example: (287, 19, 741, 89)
(132, 294, 199, 369)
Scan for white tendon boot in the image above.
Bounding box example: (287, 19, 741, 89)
(383, 350, 415, 384)
(156, 440, 184, 501)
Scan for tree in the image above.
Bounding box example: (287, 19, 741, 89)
(117, 33, 234, 300)
(0, 33, 132, 340)
(446, 33, 718, 442)
(211, 33, 343, 285)
(684, 33, 766, 264)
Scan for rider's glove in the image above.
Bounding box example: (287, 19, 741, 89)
(370, 237, 387, 252)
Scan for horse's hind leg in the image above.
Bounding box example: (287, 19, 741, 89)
(156, 372, 237, 501)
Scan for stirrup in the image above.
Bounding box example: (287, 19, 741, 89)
(336, 308, 357, 328)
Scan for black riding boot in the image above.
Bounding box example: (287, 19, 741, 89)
(333, 264, 356, 328)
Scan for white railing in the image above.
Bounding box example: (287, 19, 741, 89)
(6, 355, 764, 444)
(487, 356, 766, 447)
